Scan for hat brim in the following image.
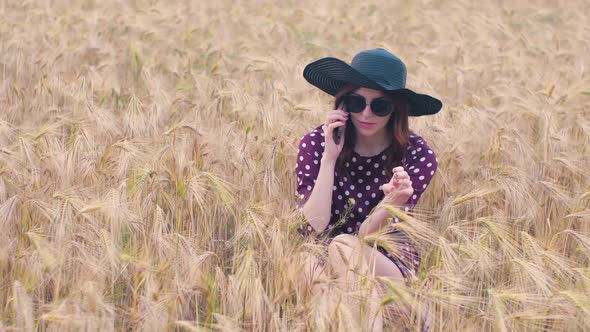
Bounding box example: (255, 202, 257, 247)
(303, 57, 442, 117)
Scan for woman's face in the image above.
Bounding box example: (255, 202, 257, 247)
(345, 87, 393, 139)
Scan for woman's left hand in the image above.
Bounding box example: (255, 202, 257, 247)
(381, 166, 413, 205)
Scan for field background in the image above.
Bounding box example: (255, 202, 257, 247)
(1, 0, 590, 331)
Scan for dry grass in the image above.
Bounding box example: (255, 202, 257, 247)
(1, 0, 589, 330)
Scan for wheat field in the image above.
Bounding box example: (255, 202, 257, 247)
(1, 0, 589, 331)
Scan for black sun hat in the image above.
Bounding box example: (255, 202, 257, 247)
(303, 48, 442, 117)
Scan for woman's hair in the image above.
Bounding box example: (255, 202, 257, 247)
(333, 85, 410, 180)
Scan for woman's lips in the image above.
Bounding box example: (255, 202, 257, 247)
(358, 121, 375, 129)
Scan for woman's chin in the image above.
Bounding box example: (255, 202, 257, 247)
(355, 126, 379, 137)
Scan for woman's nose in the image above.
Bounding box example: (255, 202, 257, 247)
(362, 104, 373, 116)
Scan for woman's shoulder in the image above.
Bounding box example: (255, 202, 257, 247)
(404, 130, 438, 170)
(407, 131, 435, 152)
(297, 125, 326, 154)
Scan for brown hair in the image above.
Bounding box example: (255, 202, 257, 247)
(333, 85, 410, 180)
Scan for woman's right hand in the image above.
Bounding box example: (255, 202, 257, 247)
(382, 166, 413, 206)
(322, 106, 348, 162)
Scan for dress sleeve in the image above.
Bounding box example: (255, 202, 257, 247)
(294, 128, 325, 209)
(402, 137, 438, 209)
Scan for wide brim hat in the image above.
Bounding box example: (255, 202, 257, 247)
(303, 48, 442, 117)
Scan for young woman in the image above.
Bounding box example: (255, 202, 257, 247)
(295, 48, 442, 289)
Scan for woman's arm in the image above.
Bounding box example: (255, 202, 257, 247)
(358, 194, 405, 237)
(296, 111, 348, 234)
(359, 137, 438, 236)
(301, 157, 336, 233)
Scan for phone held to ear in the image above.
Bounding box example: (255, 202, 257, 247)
(333, 127, 341, 145)
(333, 102, 345, 145)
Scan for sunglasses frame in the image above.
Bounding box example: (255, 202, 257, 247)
(341, 94, 395, 117)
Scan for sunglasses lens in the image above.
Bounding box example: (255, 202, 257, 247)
(343, 95, 366, 113)
(371, 99, 394, 116)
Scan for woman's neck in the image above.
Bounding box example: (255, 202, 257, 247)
(354, 130, 391, 156)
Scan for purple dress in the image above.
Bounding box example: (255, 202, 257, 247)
(294, 124, 438, 279)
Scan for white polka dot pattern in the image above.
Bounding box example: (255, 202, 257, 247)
(295, 125, 438, 236)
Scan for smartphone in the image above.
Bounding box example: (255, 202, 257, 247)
(333, 102, 345, 145)
(333, 127, 341, 145)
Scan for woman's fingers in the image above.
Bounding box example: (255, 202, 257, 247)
(382, 183, 393, 193)
(392, 167, 410, 188)
(393, 172, 409, 180)
(326, 113, 346, 121)
(324, 121, 346, 138)
(385, 166, 414, 200)
(323, 109, 349, 151)
(326, 114, 348, 125)
(327, 121, 346, 130)
(392, 166, 404, 174)
(393, 178, 412, 188)
(327, 109, 348, 119)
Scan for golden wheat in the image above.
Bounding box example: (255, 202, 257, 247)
(1, 0, 589, 331)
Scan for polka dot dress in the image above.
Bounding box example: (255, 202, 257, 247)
(294, 125, 438, 277)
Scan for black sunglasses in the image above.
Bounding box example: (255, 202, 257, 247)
(341, 94, 395, 117)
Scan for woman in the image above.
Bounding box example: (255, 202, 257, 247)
(294, 49, 441, 325)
